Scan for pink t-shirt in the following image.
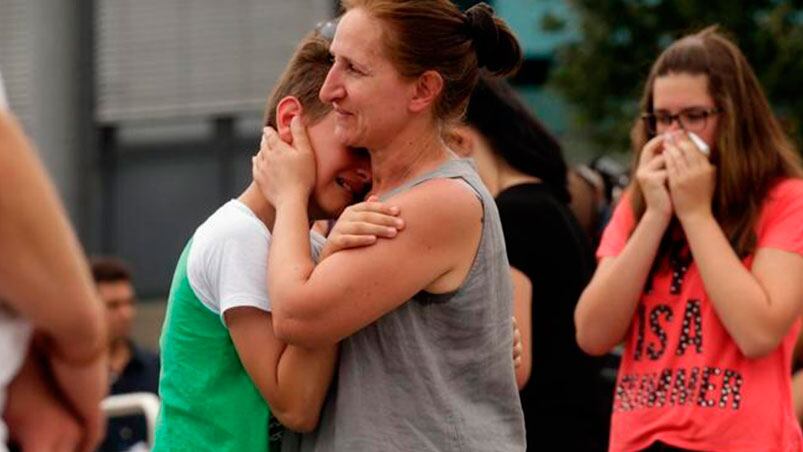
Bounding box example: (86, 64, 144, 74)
(599, 178, 803, 452)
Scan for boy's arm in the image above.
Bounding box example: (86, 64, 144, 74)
(317, 196, 403, 261)
(200, 221, 336, 433)
(225, 307, 337, 432)
(216, 197, 402, 431)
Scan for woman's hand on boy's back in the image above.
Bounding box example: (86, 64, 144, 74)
(319, 195, 404, 260)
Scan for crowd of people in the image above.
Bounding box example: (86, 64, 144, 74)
(2, 1, 803, 451)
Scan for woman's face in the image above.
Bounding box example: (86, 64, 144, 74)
(652, 72, 719, 150)
(306, 111, 372, 219)
(319, 8, 415, 150)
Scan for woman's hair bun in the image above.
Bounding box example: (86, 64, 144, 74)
(464, 2, 521, 76)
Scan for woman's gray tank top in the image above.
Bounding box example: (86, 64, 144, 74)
(293, 158, 526, 451)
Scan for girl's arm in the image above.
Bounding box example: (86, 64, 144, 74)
(575, 135, 672, 355)
(574, 212, 670, 355)
(665, 136, 803, 358)
(682, 220, 803, 358)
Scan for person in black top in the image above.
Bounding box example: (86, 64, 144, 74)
(91, 257, 160, 452)
(446, 76, 610, 451)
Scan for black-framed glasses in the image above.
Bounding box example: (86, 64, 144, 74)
(642, 107, 720, 135)
(315, 18, 339, 41)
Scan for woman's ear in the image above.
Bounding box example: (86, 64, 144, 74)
(409, 70, 444, 113)
(444, 125, 476, 158)
(275, 97, 304, 143)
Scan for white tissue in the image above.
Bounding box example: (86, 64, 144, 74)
(687, 132, 710, 157)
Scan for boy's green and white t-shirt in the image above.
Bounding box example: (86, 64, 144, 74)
(153, 199, 324, 452)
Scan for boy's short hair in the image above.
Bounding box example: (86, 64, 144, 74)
(263, 32, 333, 128)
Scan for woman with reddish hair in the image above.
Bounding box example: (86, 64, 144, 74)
(252, 1, 526, 450)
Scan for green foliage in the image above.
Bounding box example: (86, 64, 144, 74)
(547, 0, 803, 153)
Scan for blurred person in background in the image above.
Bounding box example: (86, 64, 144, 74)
(568, 164, 607, 243)
(446, 75, 609, 451)
(569, 157, 631, 248)
(91, 257, 159, 452)
(588, 156, 630, 238)
(575, 26, 803, 451)
(0, 69, 107, 452)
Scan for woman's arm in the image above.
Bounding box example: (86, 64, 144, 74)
(252, 122, 483, 347)
(665, 135, 803, 358)
(268, 178, 482, 347)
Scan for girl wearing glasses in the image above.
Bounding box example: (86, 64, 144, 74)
(575, 26, 803, 451)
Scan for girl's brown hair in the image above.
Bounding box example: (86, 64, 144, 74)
(341, 0, 521, 122)
(630, 26, 803, 257)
